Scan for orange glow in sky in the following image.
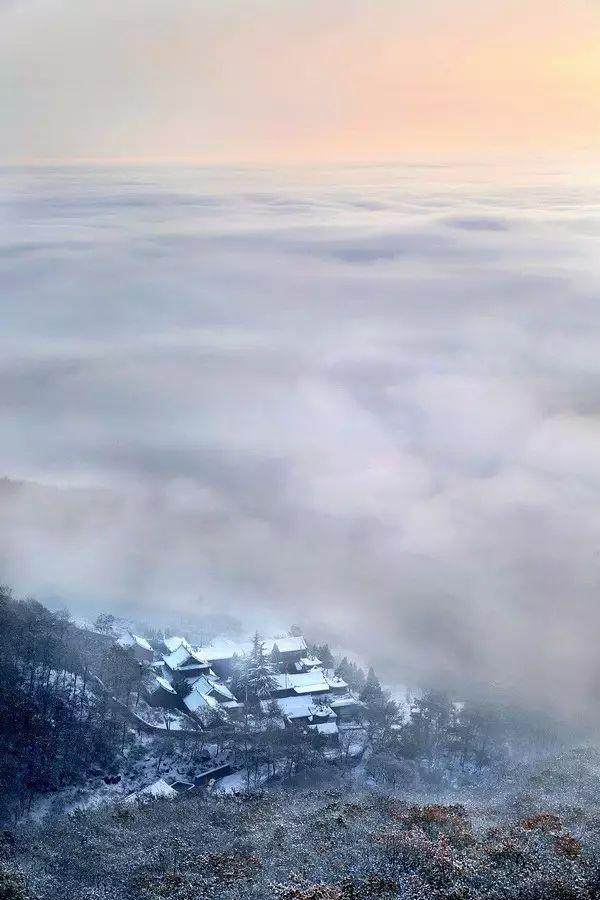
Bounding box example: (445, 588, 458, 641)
(2, 0, 599, 163)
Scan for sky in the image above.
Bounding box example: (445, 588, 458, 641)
(2, 161, 600, 721)
(1, 0, 600, 164)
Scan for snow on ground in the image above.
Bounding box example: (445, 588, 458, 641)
(125, 778, 177, 803)
(132, 696, 199, 731)
(389, 684, 421, 722)
(69, 615, 95, 631)
(214, 771, 248, 794)
(214, 762, 274, 794)
(27, 729, 220, 821)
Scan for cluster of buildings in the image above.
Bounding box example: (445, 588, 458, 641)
(116, 630, 363, 740)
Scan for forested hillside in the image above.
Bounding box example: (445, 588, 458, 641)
(1, 588, 599, 900)
(6, 751, 600, 900)
(0, 586, 579, 828)
(0, 589, 120, 820)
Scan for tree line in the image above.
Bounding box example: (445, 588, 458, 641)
(0, 588, 125, 820)
(0, 589, 557, 821)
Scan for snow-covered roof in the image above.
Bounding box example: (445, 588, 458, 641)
(270, 695, 336, 721)
(273, 670, 330, 694)
(187, 674, 236, 703)
(182, 667, 217, 685)
(134, 634, 153, 651)
(193, 638, 241, 662)
(329, 693, 362, 709)
(163, 643, 209, 672)
(178, 661, 211, 672)
(309, 721, 339, 736)
(183, 683, 221, 715)
(163, 645, 190, 670)
(222, 700, 244, 710)
(268, 636, 307, 654)
(297, 655, 322, 670)
(163, 635, 190, 654)
(208, 680, 236, 702)
(325, 673, 348, 691)
(194, 635, 307, 662)
(118, 632, 153, 652)
(126, 778, 177, 802)
(154, 675, 177, 695)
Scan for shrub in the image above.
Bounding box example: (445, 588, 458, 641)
(521, 812, 562, 832)
(555, 834, 582, 859)
(0, 866, 33, 900)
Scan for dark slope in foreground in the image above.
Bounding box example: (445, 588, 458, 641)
(6, 748, 600, 900)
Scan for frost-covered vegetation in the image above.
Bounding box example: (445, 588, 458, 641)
(0, 590, 119, 821)
(6, 747, 600, 900)
(4, 585, 600, 898)
(1, 585, 568, 825)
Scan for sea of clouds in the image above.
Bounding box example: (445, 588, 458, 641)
(2, 162, 600, 718)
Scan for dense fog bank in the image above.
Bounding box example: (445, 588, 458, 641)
(2, 164, 600, 719)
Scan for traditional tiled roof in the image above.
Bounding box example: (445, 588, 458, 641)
(187, 674, 236, 702)
(183, 684, 221, 715)
(118, 632, 153, 652)
(329, 693, 362, 709)
(163, 635, 190, 654)
(153, 675, 177, 695)
(309, 721, 339, 736)
(194, 635, 307, 662)
(163, 644, 209, 672)
(273, 670, 330, 694)
(267, 694, 336, 721)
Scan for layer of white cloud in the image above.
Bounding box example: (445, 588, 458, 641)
(2, 162, 600, 720)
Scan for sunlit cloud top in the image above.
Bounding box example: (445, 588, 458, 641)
(2, 0, 600, 163)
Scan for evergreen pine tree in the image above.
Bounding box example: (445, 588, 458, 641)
(335, 657, 352, 683)
(270, 643, 283, 670)
(317, 643, 335, 669)
(233, 632, 277, 708)
(360, 667, 383, 704)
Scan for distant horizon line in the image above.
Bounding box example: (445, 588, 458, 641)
(1, 152, 597, 171)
